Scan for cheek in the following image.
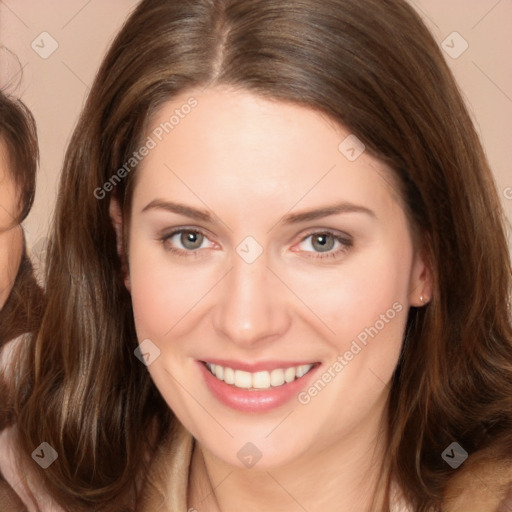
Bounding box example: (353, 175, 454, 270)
(0, 228, 23, 303)
(291, 242, 412, 348)
(130, 262, 189, 340)
(293, 249, 411, 437)
(128, 240, 216, 341)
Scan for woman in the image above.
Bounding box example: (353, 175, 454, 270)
(3, 0, 512, 510)
(0, 92, 45, 508)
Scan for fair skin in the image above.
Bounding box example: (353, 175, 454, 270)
(111, 86, 431, 511)
(0, 139, 24, 310)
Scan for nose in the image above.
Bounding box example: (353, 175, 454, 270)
(212, 250, 291, 347)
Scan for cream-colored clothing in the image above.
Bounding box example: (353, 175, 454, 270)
(138, 418, 194, 512)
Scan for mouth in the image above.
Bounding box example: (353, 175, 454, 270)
(198, 359, 320, 413)
(204, 361, 316, 390)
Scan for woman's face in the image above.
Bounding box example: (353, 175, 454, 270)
(114, 86, 430, 469)
(0, 140, 24, 310)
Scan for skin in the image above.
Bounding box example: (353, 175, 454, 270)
(0, 140, 24, 310)
(110, 86, 432, 511)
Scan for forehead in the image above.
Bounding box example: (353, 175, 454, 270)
(132, 87, 404, 224)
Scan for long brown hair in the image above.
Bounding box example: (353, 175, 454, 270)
(13, 0, 512, 510)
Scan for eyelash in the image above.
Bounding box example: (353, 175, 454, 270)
(160, 228, 353, 260)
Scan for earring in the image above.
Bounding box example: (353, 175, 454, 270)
(420, 295, 424, 304)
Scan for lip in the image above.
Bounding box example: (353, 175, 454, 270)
(197, 360, 320, 413)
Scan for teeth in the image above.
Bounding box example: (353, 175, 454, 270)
(296, 365, 309, 378)
(270, 369, 285, 387)
(234, 370, 252, 389)
(284, 367, 296, 383)
(205, 362, 314, 390)
(224, 367, 235, 385)
(253, 371, 270, 389)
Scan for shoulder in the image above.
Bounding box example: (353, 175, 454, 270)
(443, 453, 512, 511)
(0, 425, 65, 512)
(0, 336, 65, 511)
(390, 459, 512, 511)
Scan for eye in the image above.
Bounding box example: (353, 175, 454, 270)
(159, 228, 352, 260)
(295, 230, 353, 260)
(161, 229, 214, 256)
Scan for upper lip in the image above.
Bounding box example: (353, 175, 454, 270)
(201, 359, 319, 372)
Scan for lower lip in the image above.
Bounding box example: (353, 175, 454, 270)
(197, 361, 319, 413)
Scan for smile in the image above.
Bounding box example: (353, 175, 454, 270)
(205, 362, 315, 390)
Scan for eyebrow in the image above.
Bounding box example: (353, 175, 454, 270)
(281, 202, 376, 224)
(142, 199, 213, 222)
(141, 199, 376, 224)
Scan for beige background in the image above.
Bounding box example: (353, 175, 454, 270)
(0, 0, 511, 263)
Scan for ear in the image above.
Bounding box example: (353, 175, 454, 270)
(109, 196, 131, 292)
(408, 244, 433, 308)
